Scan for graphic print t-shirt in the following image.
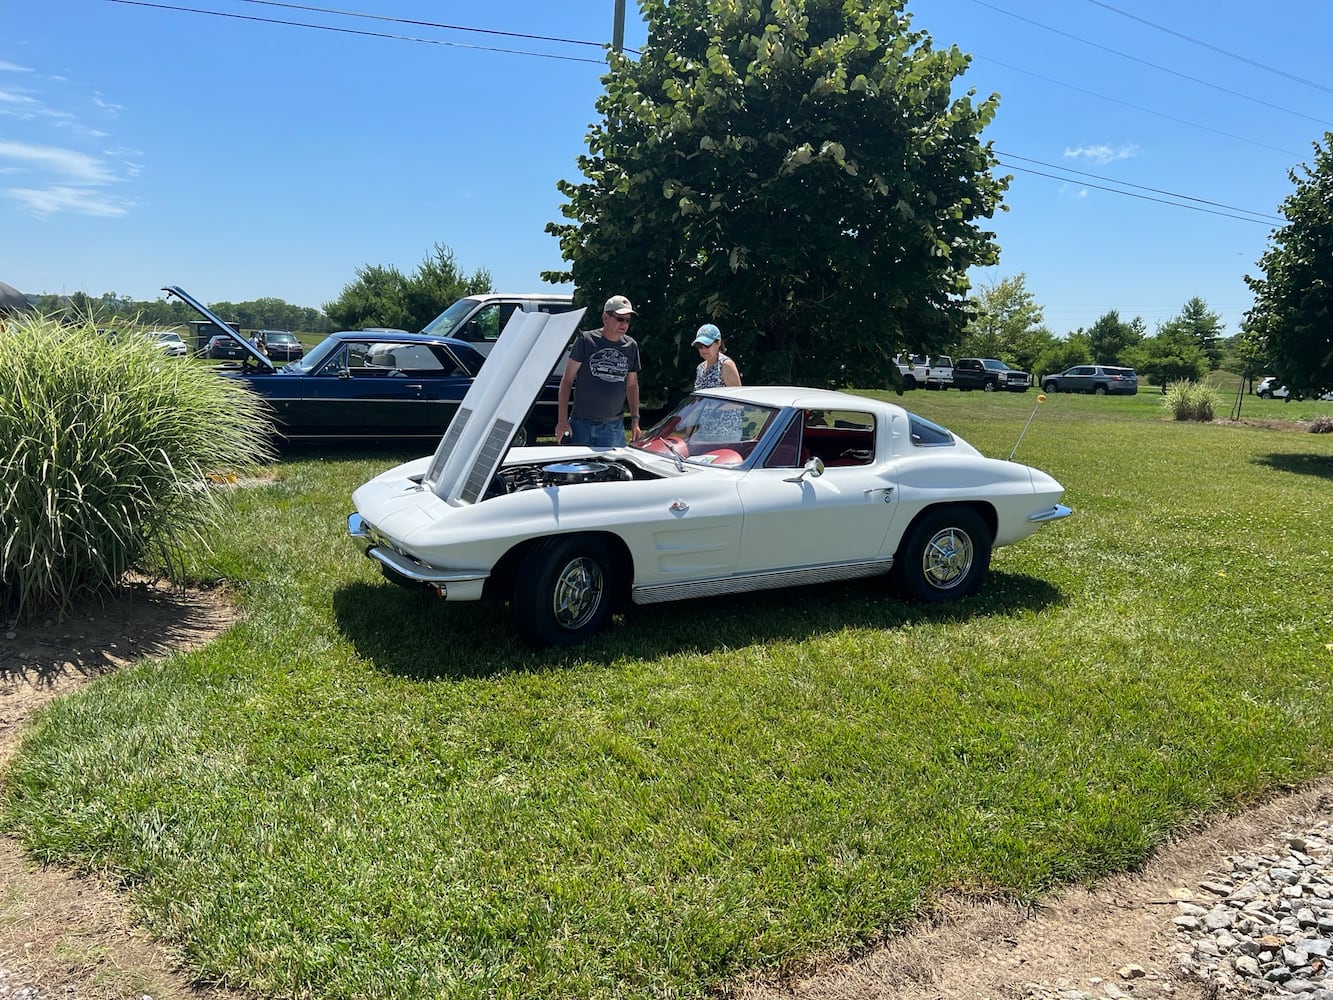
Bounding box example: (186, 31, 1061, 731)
(570, 330, 640, 421)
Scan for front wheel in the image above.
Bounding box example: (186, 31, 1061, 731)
(892, 507, 992, 603)
(512, 536, 618, 647)
(1043, 381, 1058, 393)
(1094, 385, 1108, 396)
(982, 381, 997, 392)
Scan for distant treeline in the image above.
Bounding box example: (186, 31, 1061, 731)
(29, 291, 334, 334)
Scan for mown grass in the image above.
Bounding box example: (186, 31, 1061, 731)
(4, 388, 1333, 998)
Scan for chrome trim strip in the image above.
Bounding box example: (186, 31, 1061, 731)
(1029, 504, 1073, 523)
(632, 559, 892, 605)
(362, 544, 489, 587)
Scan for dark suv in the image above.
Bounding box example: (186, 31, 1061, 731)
(1041, 365, 1139, 395)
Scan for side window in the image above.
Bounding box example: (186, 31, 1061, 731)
(801, 409, 876, 467)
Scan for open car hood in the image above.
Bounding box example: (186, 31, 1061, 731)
(423, 306, 586, 505)
(163, 285, 274, 371)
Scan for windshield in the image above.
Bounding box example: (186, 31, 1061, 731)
(631, 395, 780, 468)
(420, 298, 481, 338)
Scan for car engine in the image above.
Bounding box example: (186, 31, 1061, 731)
(487, 460, 638, 497)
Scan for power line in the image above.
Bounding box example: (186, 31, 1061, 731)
(104, 0, 610, 64)
(231, 0, 617, 52)
(996, 151, 1284, 224)
(971, 53, 1301, 158)
(1082, 0, 1333, 96)
(997, 160, 1279, 226)
(968, 0, 1333, 129)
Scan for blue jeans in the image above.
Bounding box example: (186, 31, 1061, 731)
(570, 417, 625, 448)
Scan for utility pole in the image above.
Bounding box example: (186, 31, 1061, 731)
(613, 0, 626, 52)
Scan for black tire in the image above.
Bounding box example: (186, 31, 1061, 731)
(982, 380, 997, 392)
(892, 507, 992, 603)
(902, 374, 918, 390)
(1259, 390, 1272, 399)
(1042, 381, 1058, 393)
(1094, 385, 1108, 396)
(512, 424, 529, 448)
(512, 536, 617, 647)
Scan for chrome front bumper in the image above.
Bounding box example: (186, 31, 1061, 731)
(347, 513, 488, 600)
(1028, 504, 1073, 523)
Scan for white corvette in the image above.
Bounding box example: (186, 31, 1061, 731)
(349, 308, 1071, 646)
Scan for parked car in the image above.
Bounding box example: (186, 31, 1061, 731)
(1041, 365, 1139, 395)
(1256, 377, 1333, 401)
(258, 330, 304, 362)
(349, 309, 1072, 647)
(421, 292, 577, 355)
(147, 330, 188, 357)
(205, 334, 247, 360)
(167, 286, 561, 444)
(952, 358, 1032, 392)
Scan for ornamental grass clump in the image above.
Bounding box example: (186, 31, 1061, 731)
(1161, 380, 1219, 421)
(0, 313, 273, 620)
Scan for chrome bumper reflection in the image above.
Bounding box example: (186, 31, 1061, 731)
(347, 513, 488, 599)
(1028, 504, 1073, 523)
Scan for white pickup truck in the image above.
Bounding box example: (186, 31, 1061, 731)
(894, 354, 954, 390)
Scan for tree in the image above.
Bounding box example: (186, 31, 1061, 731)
(1126, 321, 1206, 389)
(325, 244, 491, 332)
(1086, 310, 1142, 365)
(1244, 132, 1333, 398)
(961, 274, 1045, 362)
(545, 0, 1007, 394)
(1166, 296, 1224, 369)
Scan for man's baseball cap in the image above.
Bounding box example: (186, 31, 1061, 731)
(603, 295, 636, 316)
(692, 323, 721, 346)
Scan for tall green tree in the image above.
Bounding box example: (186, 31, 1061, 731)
(1165, 296, 1224, 369)
(1086, 310, 1142, 365)
(1126, 322, 1206, 389)
(1244, 132, 1333, 398)
(961, 273, 1045, 363)
(546, 0, 1007, 393)
(325, 244, 491, 332)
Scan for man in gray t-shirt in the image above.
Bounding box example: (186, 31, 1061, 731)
(554, 295, 642, 448)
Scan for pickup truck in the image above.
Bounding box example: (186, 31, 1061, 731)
(952, 357, 1031, 392)
(894, 354, 954, 390)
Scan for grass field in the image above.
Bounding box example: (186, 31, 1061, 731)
(4, 387, 1332, 999)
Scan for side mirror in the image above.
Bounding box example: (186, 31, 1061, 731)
(784, 456, 825, 483)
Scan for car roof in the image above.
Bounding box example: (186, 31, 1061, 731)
(459, 292, 573, 304)
(695, 383, 904, 415)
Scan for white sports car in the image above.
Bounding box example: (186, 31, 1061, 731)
(349, 309, 1071, 647)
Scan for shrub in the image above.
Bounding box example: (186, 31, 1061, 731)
(1160, 380, 1219, 422)
(0, 314, 273, 620)
(1310, 415, 1333, 434)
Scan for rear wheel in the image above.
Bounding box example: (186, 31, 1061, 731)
(892, 507, 992, 603)
(512, 536, 617, 647)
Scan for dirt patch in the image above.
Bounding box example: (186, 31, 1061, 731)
(0, 580, 245, 999)
(3, 585, 1328, 999)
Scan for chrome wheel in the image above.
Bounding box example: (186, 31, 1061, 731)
(551, 555, 605, 631)
(893, 507, 992, 603)
(920, 526, 975, 591)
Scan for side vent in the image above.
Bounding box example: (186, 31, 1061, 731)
(459, 418, 515, 504)
(425, 407, 471, 488)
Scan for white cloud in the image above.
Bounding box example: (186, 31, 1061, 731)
(0, 60, 33, 73)
(0, 140, 118, 183)
(7, 184, 135, 217)
(1063, 144, 1140, 166)
(1058, 183, 1089, 200)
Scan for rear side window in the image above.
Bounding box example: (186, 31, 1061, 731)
(908, 414, 955, 447)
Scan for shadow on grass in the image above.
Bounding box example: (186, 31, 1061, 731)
(1253, 452, 1333, 480)
(331, 571, 1063, 681)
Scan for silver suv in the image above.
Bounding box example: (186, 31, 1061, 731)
(1041, 365, 1139, 395)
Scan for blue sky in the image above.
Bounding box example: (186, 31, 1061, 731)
(3, 1, 1330, 338)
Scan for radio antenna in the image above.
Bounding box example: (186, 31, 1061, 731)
(1009, 393, 1047, 461)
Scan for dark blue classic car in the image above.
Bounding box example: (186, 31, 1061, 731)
(166, 286, 559, 444)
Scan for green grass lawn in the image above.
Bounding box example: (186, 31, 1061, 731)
(5, 388, 1333, 999)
